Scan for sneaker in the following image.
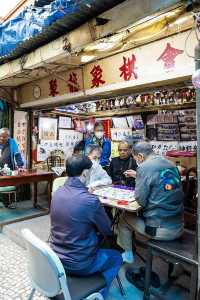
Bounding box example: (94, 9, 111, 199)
(122, 251, 134, 264)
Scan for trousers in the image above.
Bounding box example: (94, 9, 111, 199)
(66, 248, 123, 299)
(117, 213, 184, 251)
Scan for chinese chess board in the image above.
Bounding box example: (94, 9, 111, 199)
(93, 186, 135, 202)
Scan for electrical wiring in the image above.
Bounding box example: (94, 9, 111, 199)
(184, 12, 200, 60)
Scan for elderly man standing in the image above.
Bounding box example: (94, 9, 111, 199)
(0, 128, 24, 170)
(117, 141, 184, 263)
(50, 155, 122, 298)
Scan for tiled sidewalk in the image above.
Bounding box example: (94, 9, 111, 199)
(0, 232, 143, 300)
(0, 234, 46, 300)
(0, 229, 187, 300)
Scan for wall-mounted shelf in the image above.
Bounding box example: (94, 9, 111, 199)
(46, 102, 196, 119)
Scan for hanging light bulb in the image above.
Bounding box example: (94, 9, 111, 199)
(192, 69, 200, 88)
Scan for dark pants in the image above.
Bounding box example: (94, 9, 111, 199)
(67, 249, 123, 298)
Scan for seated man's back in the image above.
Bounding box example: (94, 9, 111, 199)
(50, 155, 122, 298)
(136, 155, 184, 231)
(50, 177, 111, 270)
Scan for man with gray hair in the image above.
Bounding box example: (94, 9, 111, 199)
(0, 128, 24, 170)
(117, 141, 184, 263)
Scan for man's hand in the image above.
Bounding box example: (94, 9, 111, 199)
(124, 169, 137, 178)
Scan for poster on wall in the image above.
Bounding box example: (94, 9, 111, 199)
(111, 128, 132, 141)
(37, 140, 64, 161)
(112, 117, 128, 129)
(39, 117, 57, 140)
(126, 115, 144, 129)
(59, 116, 72, 129)
(59, 129, 83, 157)
(14, 111, 28, 159)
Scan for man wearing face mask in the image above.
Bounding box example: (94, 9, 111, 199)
(85, 144, 112, 189)
(50, 155, 122, 298)
(85, 122, 111, 170)
(117, 141, 184, 264)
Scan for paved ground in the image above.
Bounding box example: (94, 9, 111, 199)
(0, 214, 188, 300)
(0, 233, 143, 300)
(0, 234, 47, 300)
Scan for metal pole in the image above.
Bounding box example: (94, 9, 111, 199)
(194, 41, 200, 297)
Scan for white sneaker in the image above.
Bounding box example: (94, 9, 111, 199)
(122, 251, 134, 264)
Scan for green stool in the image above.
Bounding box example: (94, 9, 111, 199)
(0, 186, 17, 209)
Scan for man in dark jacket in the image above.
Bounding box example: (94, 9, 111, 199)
(117, 141, 184, 263)
(50, 155, 122, 298)
(109, 141, 137, 188)
(0, 128, 24, 170)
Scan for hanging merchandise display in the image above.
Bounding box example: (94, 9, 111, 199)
(61, 87, 196, 116)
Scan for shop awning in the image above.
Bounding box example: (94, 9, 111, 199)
(0, 0, 126, 65)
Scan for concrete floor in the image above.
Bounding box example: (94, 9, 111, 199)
(0, 199, 49, 227)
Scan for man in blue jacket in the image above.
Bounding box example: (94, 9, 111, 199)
(85, 122, 111, 169)
(50, 155, 122, 298)
(0, 128, 24, 170)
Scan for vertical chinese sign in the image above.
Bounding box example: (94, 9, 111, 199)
(14, 111, 28, 162)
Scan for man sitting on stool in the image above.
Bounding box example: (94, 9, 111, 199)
(50, 155, 122, 298)
(117, 141, 184, 263)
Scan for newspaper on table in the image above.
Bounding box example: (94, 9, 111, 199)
(93, 186, 135, 202)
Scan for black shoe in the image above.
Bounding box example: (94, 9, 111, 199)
(126, 267, 160, 291)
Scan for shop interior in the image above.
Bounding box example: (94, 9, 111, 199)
(0, 83, 197, 228)
(31, 83, 197, 230)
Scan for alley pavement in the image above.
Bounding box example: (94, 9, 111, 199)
(0, 233, 46, 300)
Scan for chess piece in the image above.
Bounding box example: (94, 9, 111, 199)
(135, 95, 142, 106)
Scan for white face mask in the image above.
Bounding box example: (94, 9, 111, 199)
(91, 159, 99, 166)
(95, 131, 104, 139)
